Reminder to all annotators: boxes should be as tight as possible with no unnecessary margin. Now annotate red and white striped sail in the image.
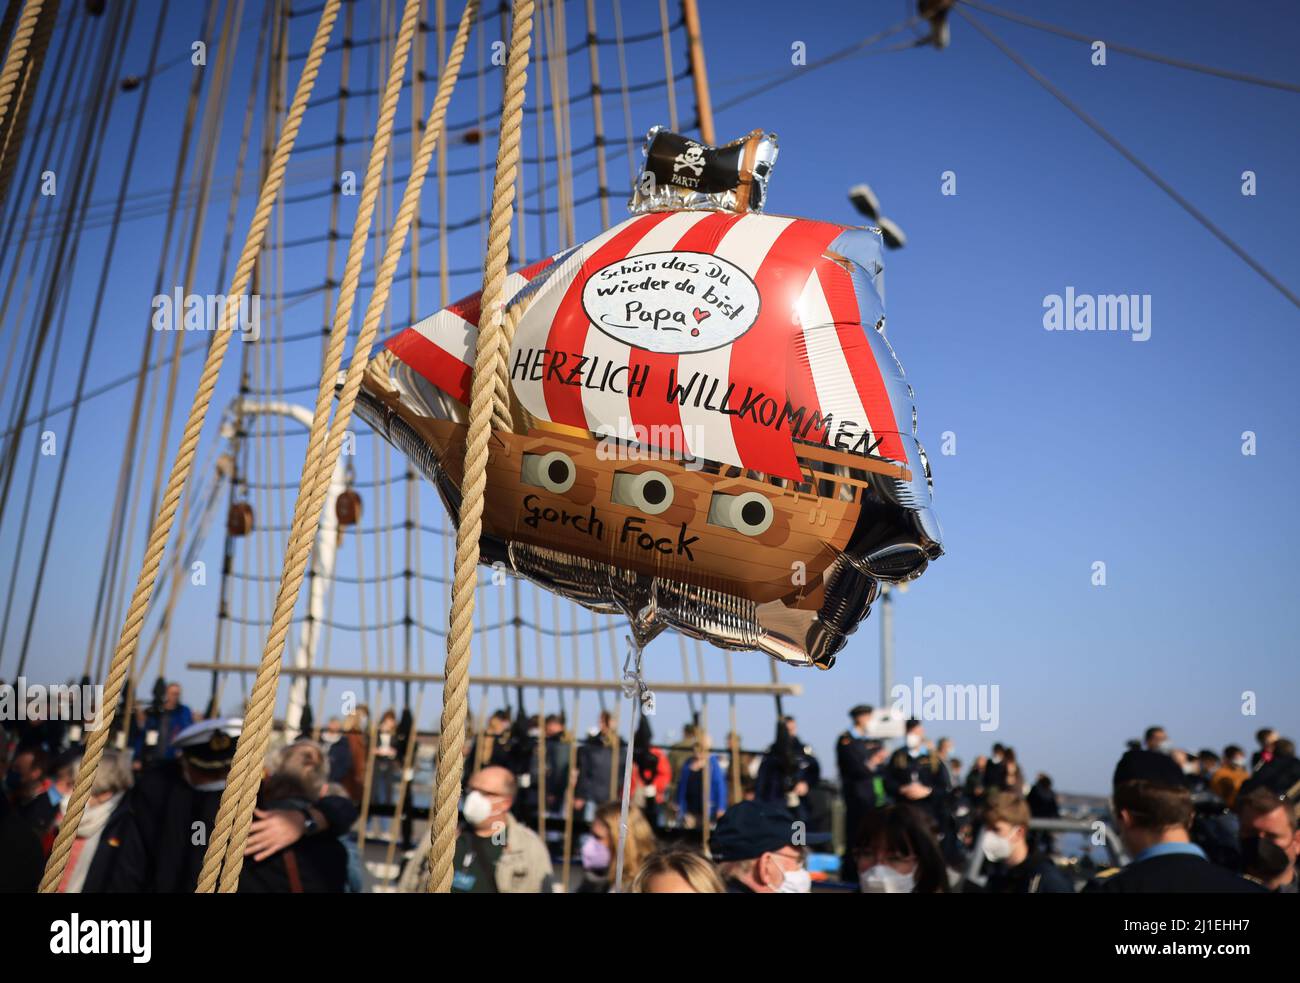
[384,211,910,483]
[384,255,557,405]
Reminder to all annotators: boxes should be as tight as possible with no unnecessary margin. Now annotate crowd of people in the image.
[2,679,1297,895]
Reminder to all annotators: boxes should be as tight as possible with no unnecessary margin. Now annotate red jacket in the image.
[630,747,672,804]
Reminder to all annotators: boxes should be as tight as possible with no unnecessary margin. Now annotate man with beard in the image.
[239,740,351,893]
[109,721,357,892]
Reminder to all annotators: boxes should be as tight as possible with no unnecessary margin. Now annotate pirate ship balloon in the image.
[353,128,943,669]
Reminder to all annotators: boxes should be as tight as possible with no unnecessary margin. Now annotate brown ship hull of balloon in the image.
[355,365,936,668]
[412,415,909,607]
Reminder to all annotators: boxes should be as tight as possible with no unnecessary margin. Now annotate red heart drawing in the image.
[692,307,711,324]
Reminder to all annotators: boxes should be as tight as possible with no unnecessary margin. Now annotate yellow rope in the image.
[195,0,423,893]
[0,0,44,145]
[37,0,342,895]
[199,0,480,894]
[428,0,535,893]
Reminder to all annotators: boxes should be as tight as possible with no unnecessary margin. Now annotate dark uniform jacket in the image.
[1085,847,1267,894]
[756,737,821,803]
[836,731,879,809]
[107,761,223,893]
[108,763,358,893]
[888,749,951,825]
[984,851,1074,894]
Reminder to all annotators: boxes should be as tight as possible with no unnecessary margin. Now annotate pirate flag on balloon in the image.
[352,127,942,669]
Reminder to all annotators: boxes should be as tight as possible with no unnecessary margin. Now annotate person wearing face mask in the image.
[1085,749,1264,893]
[853,803,949,893]
[575,801,657,892]
[1235,786,1299,892]
[978,792,1072,893]
[1209,745,1249,809]
[574,712,627,821]
[888,721,955,858]
[1143,725,1169,755]
[448,765,553,893]
[711,800,812,894]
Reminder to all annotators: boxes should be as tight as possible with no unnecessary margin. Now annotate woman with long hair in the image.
[371,709,399,838]
[853,804,950,894]
[575,801,657,892]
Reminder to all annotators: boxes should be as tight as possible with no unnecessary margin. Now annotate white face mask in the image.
[860,865,915,893]
[189,779,227,793]
[773,864,812,895]
[980,829,1015,863]
[462,790,493,826]
[905,732,922,750]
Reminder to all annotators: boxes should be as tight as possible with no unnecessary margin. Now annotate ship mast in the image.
[222,398,349,738]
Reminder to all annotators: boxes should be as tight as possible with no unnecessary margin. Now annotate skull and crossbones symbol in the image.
[672,142,705,177]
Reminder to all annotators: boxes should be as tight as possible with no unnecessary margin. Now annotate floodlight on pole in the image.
[848,183,881,221]
[849,183,907,250]
[877,216,907,250]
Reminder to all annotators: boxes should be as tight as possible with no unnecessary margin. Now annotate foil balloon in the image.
[353,128,942,669]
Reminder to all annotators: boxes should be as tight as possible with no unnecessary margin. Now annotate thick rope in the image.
[199,0,479,893]
[428,0,535,894]
[196,0,422,893]
[37,0,342,894]
[0,0,44,151]
[0,0,55,207]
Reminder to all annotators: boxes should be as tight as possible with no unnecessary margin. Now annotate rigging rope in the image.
[959,0,1300,94]
[429,0,533,894]
[197,0,426,893]
[0,0,55,207]
[39,0,344,894]
[0,0,45,168]
[4,1,130,677]
[955,6,1300,312]
[203,0,480,894]
[77,0,217,683]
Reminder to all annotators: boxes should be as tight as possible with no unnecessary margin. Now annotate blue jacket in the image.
[676,755,727,818]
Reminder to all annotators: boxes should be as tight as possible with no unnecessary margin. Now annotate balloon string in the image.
[614,632,652,892]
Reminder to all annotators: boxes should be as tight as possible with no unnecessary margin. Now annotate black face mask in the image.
[1241,835,1292,880]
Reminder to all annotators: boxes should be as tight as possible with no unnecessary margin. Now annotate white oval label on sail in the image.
[581,250,761,354]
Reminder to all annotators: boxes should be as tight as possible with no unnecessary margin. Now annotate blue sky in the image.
[1,0,1297,795]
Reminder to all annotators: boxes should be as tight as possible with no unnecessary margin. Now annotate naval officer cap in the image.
[174,717,243,771]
